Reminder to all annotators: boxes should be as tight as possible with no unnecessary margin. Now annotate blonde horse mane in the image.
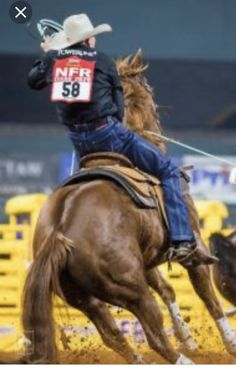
[116,49,166,152]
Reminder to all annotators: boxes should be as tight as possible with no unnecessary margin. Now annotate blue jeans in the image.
[68,118,193,242]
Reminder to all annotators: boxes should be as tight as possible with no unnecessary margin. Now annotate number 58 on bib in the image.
[51,57,95,103]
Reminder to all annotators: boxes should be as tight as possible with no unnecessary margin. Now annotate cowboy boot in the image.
[167,238,218,268]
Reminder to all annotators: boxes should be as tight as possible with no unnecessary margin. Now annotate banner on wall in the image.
[182,155,236,204]
[1,153,236,204]
[0,155,58,196]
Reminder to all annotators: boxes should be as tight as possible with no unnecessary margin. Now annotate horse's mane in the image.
[116,49,166,152]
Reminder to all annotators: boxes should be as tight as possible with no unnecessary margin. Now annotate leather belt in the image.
[69,118,109,133]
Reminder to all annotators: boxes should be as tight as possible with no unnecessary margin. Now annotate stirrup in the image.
[166,245,218,269]
[166,246,197,270]
[181,250,219,268]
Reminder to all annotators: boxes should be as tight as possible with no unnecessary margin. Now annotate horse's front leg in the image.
[186,264,236,356]
[147,268,197,351]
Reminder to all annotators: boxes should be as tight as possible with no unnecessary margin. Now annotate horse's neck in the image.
[140,111,166,153]
[138,94,163,134]
[143,116,162,134]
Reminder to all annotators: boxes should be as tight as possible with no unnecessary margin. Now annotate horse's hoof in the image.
[133,353,146,364]
[176,353,195,364]
[178,336,198,352]
[222,330,236,356]
[226,340,236,356]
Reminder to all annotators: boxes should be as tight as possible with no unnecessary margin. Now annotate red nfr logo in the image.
[51,57,96,103]
[55,67,92,82]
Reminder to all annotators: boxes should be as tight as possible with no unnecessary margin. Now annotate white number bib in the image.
[51,57,95,103]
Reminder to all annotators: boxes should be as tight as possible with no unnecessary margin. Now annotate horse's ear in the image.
[130,49,148,74]
[131,49,143,68]
[116,55,133,76]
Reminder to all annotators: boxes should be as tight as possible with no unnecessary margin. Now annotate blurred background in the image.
[0,0,236,223]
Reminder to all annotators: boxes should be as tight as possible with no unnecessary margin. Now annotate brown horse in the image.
[22,51,236,364]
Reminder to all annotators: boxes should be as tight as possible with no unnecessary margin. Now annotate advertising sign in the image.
[0,155,59,196]
[182,155,236,204]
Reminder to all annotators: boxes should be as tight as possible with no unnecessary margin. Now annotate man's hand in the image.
[40,36,51,53]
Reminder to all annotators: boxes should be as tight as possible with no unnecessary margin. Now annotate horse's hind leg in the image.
[123,281,193,364]
[186,265,236,356]
[101,257,193,364]
[59,273,141,364]
[147,268,197,351]
[79,297,144,364]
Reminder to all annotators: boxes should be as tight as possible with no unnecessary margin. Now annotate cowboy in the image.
[28,14,209,264]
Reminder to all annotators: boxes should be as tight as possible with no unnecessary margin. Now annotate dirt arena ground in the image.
[1,306,236,364]
[0,349,235,364]
[60,350,235,364]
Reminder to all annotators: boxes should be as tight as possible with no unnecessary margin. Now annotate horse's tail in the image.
[22,201,73,363]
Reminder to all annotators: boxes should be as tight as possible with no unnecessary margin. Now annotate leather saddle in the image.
[61,152,169,227]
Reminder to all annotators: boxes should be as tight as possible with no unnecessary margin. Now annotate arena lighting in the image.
[145,131,236,185]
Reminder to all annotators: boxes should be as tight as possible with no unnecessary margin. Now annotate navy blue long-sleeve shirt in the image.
[28,44,124,128]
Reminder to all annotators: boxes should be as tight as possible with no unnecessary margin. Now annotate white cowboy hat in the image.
[49,14,112,50]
